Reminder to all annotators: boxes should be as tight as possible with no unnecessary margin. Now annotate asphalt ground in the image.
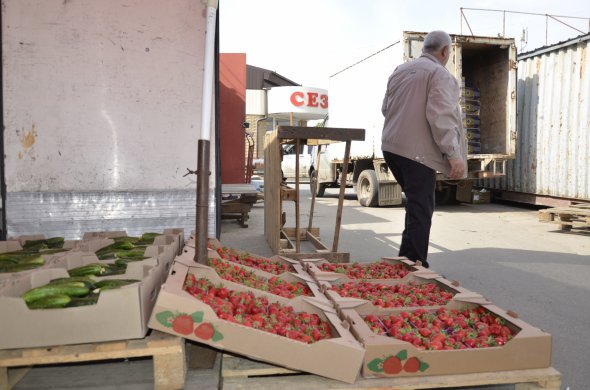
[218,187,589,390]
[14,187,589,389]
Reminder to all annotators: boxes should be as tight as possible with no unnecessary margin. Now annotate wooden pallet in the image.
[0,330,186,390]
[539,203,590,233]
[220,354,561,390]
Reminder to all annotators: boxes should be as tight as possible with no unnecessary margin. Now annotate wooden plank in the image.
[281,188,298,201]
[0,366,30,390]
[277,126,365,142]
[221,184,258,195]
[153,345,187,390]
[283,227,320,240]
[305,230,329,251]
[0,331,185,390]
[280,251,350,263]
[222,354,299,378]
[308,144,322,230]
[332,140,351,252]
[221,355,561,390]
[187,342,218,369]
[264,130,282,254]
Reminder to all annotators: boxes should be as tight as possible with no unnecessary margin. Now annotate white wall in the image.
[2,0,207,192]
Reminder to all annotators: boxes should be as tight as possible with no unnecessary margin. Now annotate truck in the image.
[311,31,517,206]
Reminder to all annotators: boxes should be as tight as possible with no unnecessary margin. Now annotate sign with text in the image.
[267,86,329,120]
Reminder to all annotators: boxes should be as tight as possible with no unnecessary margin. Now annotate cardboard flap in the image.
[0,240,24,253]
[453,293,491,305]
[302,296,337,313]
[277,255,300,265]
[82,231,127,240]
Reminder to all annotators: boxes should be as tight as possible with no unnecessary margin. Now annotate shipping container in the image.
[485,33,590,204]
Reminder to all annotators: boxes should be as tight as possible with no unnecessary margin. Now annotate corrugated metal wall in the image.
[486,35,590,201]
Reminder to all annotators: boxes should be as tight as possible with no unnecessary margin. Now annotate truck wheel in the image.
[357,170,378,207]
[309,170,326,197]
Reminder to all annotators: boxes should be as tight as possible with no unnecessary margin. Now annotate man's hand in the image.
[447,157,465,179]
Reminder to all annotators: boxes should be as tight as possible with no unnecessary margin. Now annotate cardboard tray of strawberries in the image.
[318,271,482,314]
[302,256,432,285]
[176,249,325,303]
[148,250,365,383]
[340,296,552,378]
[206,238,302,280]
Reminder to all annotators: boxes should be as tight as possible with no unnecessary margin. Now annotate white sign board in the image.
[267,86,328,121]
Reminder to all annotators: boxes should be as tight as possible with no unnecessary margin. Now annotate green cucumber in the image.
[100,264,125,276]
[39,248,68,254]
[0,254,44,265]
[137,232,160,244]
[115,250,146,259]
[22,282,89,303]
[68,263,109,277]
[113,236,139,244]
[112,241,136,250]
[27,294,72,309]
[0,256,19,264]
[45,237,65,248]
[94,279,140,290]
[22,239,48,251]
[0,262,41,273]
[50,276,97,285]
[114,258,145,267]
[67,294,100,307]
[96,250,116,260]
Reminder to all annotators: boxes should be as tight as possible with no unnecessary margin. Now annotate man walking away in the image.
[381,30,467,268]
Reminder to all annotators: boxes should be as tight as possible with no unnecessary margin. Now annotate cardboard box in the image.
[303,257,431,285]
[148,259,365,383]
[163,228,185,255]
[82,229,184,255]
[82,230,128,240]
[0,240,73,283]
[174,249,326,303]
[320,272,479,314]
[457,184,491,204]
[341,297,552,378]
[0,254,165,349]
[471,189,491,204]
[206,239,302,280]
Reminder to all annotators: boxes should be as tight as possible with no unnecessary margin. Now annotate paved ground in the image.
[13,188,590,389]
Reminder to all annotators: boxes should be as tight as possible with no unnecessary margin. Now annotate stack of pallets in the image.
[539,203,590,234]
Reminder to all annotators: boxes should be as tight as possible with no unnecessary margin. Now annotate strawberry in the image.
[382,356,403,374]
[194,323,215,340]
[403,356,421,373]
[171,315,194,335]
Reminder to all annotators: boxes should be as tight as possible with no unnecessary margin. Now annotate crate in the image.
[539,204,590,234]
[0,330,185,390]
[220,353,561,390]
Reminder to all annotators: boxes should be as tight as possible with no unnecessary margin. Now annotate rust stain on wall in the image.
[18,123,37,160]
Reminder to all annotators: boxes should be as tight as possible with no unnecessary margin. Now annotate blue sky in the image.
[220,0,590,89]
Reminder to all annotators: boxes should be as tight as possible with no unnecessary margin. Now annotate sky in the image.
[219,0,590,89]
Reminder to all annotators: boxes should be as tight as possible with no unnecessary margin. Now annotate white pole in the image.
[200,0,218,141]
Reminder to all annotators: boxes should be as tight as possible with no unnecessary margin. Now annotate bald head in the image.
[423,30,452,65]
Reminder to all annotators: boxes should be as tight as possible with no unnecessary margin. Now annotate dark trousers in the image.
[383,151,436,266]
